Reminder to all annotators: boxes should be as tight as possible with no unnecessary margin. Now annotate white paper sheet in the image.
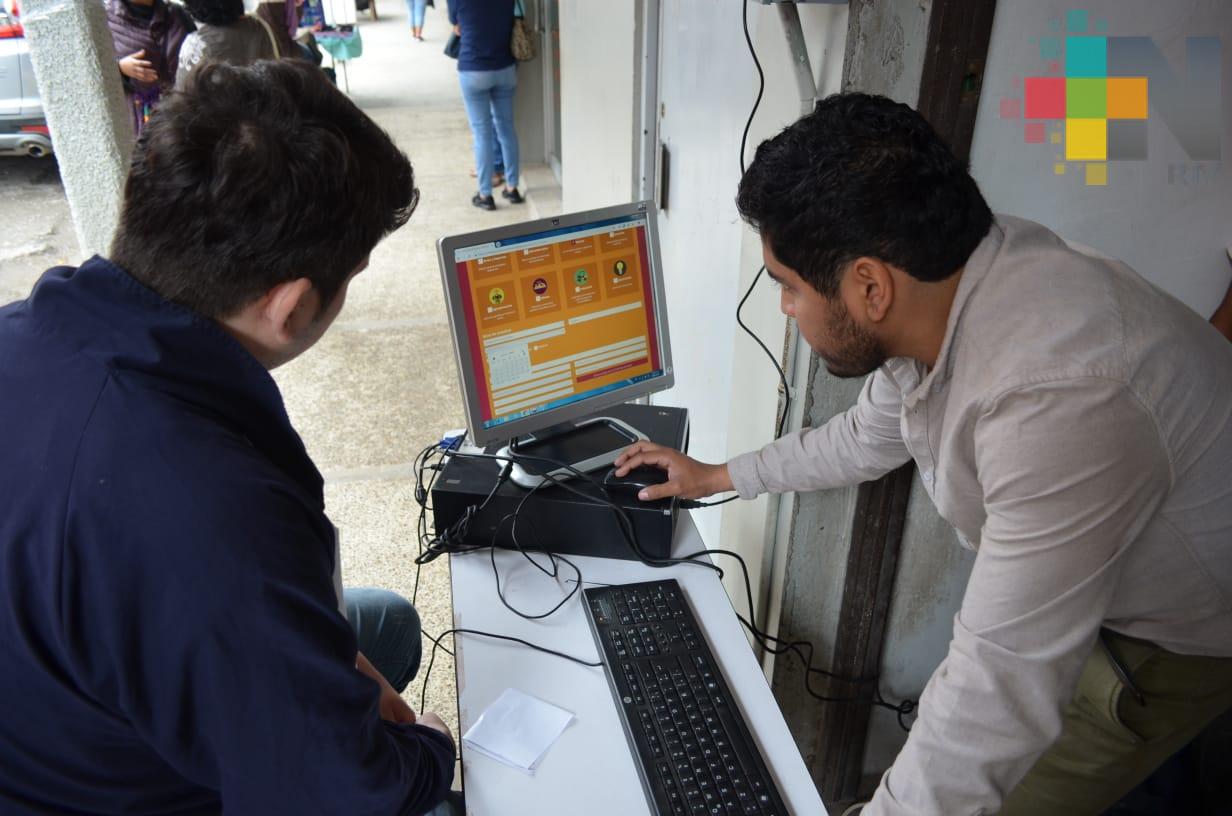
[462,688,575,775]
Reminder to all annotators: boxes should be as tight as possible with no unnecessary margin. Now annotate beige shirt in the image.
[728,216,1232,815]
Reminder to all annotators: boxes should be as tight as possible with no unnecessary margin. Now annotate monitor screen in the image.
[439,203,673,445]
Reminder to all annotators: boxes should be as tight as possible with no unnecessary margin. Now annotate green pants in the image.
[999,631,1232,815]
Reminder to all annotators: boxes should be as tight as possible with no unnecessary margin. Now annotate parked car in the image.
[0,1,52,158]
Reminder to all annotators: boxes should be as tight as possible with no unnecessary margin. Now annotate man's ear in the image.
[261,277,316,345]
[848,257,894,323]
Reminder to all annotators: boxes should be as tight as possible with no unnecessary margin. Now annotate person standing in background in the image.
[470,133,506,188]
[253,0,300,58]
[407,0,428,41]
[448,0,523,211]
[106,0,194,135]
[177,0,282,88]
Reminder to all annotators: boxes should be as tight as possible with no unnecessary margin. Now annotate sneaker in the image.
[501,188,525,204]
[472,193,496,211]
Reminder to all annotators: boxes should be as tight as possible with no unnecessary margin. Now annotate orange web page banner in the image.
[455,221,663,429]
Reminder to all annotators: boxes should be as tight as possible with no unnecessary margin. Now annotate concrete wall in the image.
[758,0,973,779]
[557,2,636,210]
[859,0,1232,779]
[969,0,1232,315]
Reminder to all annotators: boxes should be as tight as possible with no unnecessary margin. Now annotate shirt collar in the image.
[901,220,1006,406]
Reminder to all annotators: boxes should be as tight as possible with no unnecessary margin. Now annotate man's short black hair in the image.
[183,0,244,25]
[111,60,416,319]
[736,92,992,297]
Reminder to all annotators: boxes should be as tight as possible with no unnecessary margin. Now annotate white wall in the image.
[723,5,849,620]
[969,0,1232,314]
[558,2,636,211]
[554,2,851,622]
[653,2,849,616]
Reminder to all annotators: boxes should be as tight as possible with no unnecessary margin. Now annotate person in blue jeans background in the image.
[472,131,506,188]
[448,0,523,210]
[406,0,427,41]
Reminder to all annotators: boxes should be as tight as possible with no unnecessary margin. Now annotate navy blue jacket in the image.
[448,0,515,71]
[0,258,454,815]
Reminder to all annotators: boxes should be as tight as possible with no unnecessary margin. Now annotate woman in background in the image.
[407,0,428,41]
[106,0,194,135]
[447,0,523,211]
[177,0,281,89]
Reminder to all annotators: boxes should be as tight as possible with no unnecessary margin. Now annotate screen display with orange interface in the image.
[453,214,665,431]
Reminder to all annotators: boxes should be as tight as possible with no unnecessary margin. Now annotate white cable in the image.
[839,802,869,816]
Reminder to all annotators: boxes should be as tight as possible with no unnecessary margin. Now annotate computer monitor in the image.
[437,200,674,487]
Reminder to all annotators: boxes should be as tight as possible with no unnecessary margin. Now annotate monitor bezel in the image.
[436,200,675,448]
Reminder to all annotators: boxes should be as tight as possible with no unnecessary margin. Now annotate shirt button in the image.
[921,470,934,483]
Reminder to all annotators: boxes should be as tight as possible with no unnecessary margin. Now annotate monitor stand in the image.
[499,415,647,489]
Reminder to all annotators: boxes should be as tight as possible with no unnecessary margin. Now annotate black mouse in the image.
[602,465,669,494]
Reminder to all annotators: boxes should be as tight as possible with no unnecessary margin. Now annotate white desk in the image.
[449,512,825,815]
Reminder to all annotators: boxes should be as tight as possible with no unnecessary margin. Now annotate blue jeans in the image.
[459,65,520,196]
[345,587,422,692]
[405,0,426,28]
[346,588,462,815]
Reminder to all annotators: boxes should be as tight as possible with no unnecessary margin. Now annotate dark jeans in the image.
[345,587,423,692]
[344,588,462,816]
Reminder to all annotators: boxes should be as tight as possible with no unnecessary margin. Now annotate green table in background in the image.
[315,28,363,93]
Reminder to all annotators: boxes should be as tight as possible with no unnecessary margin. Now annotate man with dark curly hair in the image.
[616,93,1232,815]
[0,61,459,816]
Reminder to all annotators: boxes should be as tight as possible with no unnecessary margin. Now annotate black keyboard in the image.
[584,579,790,816]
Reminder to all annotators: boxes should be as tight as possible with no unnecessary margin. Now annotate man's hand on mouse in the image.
[613,442,734,501]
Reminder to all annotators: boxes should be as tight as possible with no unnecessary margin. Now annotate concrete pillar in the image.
[23,0,132,259]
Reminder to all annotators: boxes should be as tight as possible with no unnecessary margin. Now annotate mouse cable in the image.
[680,495,739,508]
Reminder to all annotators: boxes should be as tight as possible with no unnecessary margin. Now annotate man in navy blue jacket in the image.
[0,60,456,815]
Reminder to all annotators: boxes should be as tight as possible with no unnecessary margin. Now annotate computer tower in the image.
[431,404,689,561]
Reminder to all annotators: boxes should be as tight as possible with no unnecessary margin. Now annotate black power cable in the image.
[412,443,916,730]
[736,0,791,442]
[419,627,603,715]
[734,0,915,731]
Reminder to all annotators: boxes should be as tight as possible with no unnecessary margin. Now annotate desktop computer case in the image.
[431,404,689,562]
